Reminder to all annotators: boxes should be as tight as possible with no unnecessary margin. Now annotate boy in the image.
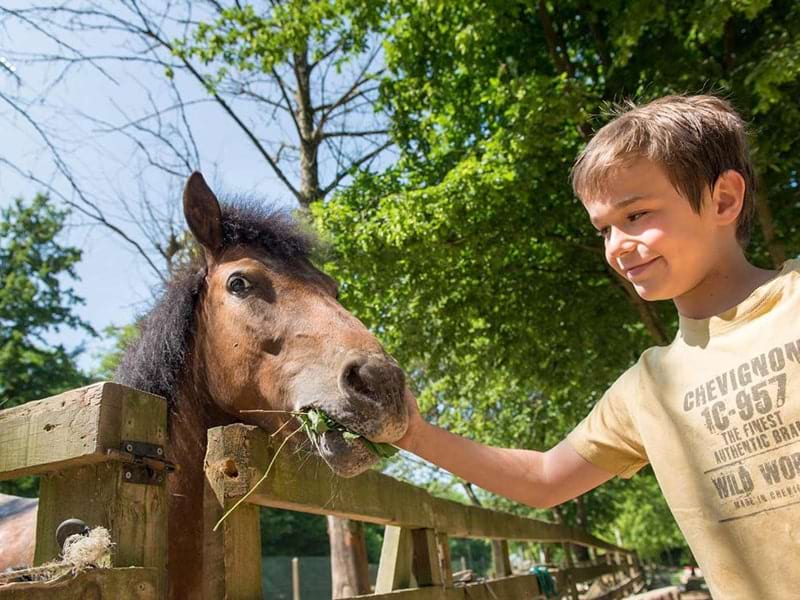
[396,95,799,599]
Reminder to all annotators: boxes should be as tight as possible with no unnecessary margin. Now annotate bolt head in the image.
[56,518,89,549]
[125,471,132,480]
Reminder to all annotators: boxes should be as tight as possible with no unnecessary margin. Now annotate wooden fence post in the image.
[375,526,414,592]
[410,528,443,586]
[203,426,263,600]
[31,384,168,596]
[491,539,512,578]
[561,542,579,600]
[292,557,301,600]
[436,532,453,587]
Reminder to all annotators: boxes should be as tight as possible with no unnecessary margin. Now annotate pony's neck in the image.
[165,380,234,599]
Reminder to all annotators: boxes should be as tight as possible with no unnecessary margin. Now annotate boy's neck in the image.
[673,250,779,320]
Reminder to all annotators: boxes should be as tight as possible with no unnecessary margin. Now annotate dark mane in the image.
[114,198,314,403]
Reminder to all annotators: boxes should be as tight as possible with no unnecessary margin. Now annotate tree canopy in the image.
[313,0,800,558]
[0,195,91,496]
[0,195,91,408]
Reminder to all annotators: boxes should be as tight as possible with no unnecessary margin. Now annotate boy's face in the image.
[582,159,725,302]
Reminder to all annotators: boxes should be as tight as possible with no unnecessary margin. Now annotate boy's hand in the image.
[397,387,425,451]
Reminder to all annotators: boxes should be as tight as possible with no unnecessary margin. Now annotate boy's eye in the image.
[628,211,648,222]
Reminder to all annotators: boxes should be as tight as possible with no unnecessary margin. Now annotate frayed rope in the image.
[0,526,113,586]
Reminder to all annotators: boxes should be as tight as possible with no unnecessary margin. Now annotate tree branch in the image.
[536,0,574,77]
[320,139,392,197]
[0,90,166,281]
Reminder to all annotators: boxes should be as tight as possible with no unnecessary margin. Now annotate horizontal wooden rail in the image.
[206,424,627,553]
[0,567,160,600]
[565,561,622,585]
[0,382,166,481]
[591,572,645,600]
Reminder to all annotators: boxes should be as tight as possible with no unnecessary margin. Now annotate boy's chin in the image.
[632,282,672,302]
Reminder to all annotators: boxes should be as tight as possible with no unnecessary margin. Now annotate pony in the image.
[0,173,408,598]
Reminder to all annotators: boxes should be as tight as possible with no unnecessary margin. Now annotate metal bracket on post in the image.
[108,440,177,486]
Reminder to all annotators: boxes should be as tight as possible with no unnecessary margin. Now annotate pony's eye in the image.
[227,275,252,296]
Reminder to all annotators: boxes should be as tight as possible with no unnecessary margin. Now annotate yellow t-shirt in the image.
[567,258,800,600]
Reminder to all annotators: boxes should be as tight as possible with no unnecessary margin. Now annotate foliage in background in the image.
[0,195,91,406]
[314,0,800,560]
[172,0,394,208]
[0,195,91,496]
[260,509,383,562]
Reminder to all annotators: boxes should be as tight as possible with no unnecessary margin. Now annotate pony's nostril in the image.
[345,363,373,397]
[341,357,405,405]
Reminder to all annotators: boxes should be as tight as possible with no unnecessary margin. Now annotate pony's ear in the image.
[183,172,223,259]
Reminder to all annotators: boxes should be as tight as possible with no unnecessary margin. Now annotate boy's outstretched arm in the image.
[395,389,614,508]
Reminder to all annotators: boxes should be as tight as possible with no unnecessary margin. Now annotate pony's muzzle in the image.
[338,354,407,442]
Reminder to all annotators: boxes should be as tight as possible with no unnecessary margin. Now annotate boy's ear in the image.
[183,172,223,261]
[710,169,746,227]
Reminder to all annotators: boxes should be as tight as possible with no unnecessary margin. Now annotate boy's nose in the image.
[605,228,636,261]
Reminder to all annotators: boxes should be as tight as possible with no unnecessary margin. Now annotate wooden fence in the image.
[0,383,644,599]
[0,382,168,599]
[205,424,643,600]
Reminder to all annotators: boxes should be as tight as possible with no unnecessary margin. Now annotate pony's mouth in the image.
[314,429,379,478]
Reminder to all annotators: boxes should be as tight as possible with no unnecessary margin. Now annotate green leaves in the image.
[0,195,91,408]
[311,0,800,561]
[302,408,399,458]
[175,1,388,77]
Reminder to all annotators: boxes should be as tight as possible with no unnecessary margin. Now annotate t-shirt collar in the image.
[678,258,797,341]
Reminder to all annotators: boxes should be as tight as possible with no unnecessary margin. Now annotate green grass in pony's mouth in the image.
[302,408,400,459]
[214,407,400,530]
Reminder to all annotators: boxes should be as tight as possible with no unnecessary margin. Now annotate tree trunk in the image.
[293,46,321,208]
[328,516,371,598]
[572,496,590,563]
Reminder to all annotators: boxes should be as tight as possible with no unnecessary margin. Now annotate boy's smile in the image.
[581,158,772,318]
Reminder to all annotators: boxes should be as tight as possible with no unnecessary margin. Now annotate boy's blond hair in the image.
[571,95,757,245]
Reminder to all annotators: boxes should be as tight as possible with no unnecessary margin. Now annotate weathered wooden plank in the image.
[591,573,645,600]
[0,383,112,480]
[32,384,168,597]
[0,382,166,480]
[435,532,453,587]
[349,587,457,600]
[491,539,511,577]
[562,562,619,585]
[347,574,543,600]
[203,426,264,600]
[0,567,160,600]
[375,526,414,593]
[411,528,442,587]
[207,425,621,552]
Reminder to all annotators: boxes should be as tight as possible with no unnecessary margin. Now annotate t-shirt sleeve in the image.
[566,364,649,479]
